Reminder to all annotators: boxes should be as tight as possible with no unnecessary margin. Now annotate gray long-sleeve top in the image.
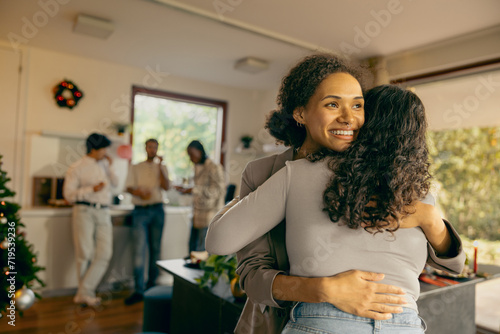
[206,159,465,312]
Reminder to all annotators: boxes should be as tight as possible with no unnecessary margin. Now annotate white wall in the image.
[0,47,22,195]
[0,40,277,206]
[372,25,500,131]
[385,25,500,81]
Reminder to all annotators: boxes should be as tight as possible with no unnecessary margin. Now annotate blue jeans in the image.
[189,226,208,252]
[283,302,426,334]
[131,204,165,294]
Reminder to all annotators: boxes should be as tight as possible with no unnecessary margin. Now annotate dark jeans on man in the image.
[131,203,165,294]
[189,226,208,252]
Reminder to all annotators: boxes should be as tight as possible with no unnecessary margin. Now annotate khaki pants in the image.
[72,205,113,298]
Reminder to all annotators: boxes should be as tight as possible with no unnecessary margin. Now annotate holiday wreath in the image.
[53,80,84,109]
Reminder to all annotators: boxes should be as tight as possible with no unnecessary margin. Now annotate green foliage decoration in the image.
[195,254,237,289]
[0,155,45,317]
[428,126,500,240]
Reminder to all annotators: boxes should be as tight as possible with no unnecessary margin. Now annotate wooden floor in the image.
[1,287,495,333]
[0,290,144,334]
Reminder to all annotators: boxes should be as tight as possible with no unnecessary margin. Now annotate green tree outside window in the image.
[132,94,221,182]
[428,126,500,241]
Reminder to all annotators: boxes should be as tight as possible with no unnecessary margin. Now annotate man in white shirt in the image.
[124,138,169,305]
[63,133,118,307]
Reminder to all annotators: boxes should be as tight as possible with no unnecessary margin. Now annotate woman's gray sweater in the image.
[207,159,448,311]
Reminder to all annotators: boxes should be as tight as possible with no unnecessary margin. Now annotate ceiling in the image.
[1,0,500,90]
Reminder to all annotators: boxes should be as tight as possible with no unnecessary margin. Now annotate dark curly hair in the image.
[187,140,208,164]
[265,53,371,148]
[86,133,111,154]
[322,85,431,233]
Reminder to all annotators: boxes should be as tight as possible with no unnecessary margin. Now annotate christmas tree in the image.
[0,155,44,320]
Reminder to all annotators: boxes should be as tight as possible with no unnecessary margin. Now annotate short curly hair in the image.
[265,53,371,148]
[322,85,431,233]
[86,133,111,154]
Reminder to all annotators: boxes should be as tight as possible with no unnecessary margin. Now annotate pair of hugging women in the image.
[206,54,465,334]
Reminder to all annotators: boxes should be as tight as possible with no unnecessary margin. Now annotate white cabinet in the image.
[21,209,78,292]
[21,206,192,293]
[158,206,192,285]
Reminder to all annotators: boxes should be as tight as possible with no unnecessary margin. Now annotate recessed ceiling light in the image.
[234,57,269,74]
[73,14,114,39]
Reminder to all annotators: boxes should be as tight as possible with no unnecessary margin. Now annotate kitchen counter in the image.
[21,204,193,292]
[21,204,192,217]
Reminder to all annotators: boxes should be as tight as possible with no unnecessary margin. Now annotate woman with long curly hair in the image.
[321,85,432,233]
[206,84,464,333]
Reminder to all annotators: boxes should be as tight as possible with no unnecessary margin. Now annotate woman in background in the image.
[176,140,225,252]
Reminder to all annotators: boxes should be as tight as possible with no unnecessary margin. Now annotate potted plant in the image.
[111,122,130,136]
[195,254,246,300]
[240,135,253,149]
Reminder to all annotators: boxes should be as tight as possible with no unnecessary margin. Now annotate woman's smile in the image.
[329,129,355,140]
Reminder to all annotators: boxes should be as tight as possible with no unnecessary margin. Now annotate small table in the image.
[158,259,498,334]
[418,275,484,334]
[476,264,500,333]
[157,259,245,334]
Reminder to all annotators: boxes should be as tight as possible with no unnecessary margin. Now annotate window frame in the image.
[130,86,228,166]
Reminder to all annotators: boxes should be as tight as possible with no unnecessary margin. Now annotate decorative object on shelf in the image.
[0,155,45,316]
[14,286,35,311]
[195,254,237,289]
[53,80,84,109]
[111,122,130,136]
[240,135,253,149]
[117,144,133,160]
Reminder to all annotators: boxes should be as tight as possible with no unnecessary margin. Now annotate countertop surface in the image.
[21,204,192,217]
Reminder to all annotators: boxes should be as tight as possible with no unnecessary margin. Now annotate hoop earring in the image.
[296,121,303,127]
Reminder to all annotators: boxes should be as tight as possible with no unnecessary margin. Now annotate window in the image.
[131,86,227,182]
[406,67,500,242]
[427,126,500,240]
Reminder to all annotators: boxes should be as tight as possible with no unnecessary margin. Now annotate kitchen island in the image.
[158,259,498,334]
[21,205,192,295]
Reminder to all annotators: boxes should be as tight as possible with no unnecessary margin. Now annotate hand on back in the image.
[319,270,407,320]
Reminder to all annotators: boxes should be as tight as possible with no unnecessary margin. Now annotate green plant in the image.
[111,122,130,134]
[240,135,253,148]
[428,126,500,241]
[0,155,45,316]
[195,254,237,289]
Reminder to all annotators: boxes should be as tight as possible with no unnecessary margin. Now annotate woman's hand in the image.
[273,270,407,320]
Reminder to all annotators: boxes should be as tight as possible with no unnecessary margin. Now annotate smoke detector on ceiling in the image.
[234,57,269,74]
[73,14,115,39]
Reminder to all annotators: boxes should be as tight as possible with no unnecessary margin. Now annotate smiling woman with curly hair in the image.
[266,53,370,150]
[322,85,432,233]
